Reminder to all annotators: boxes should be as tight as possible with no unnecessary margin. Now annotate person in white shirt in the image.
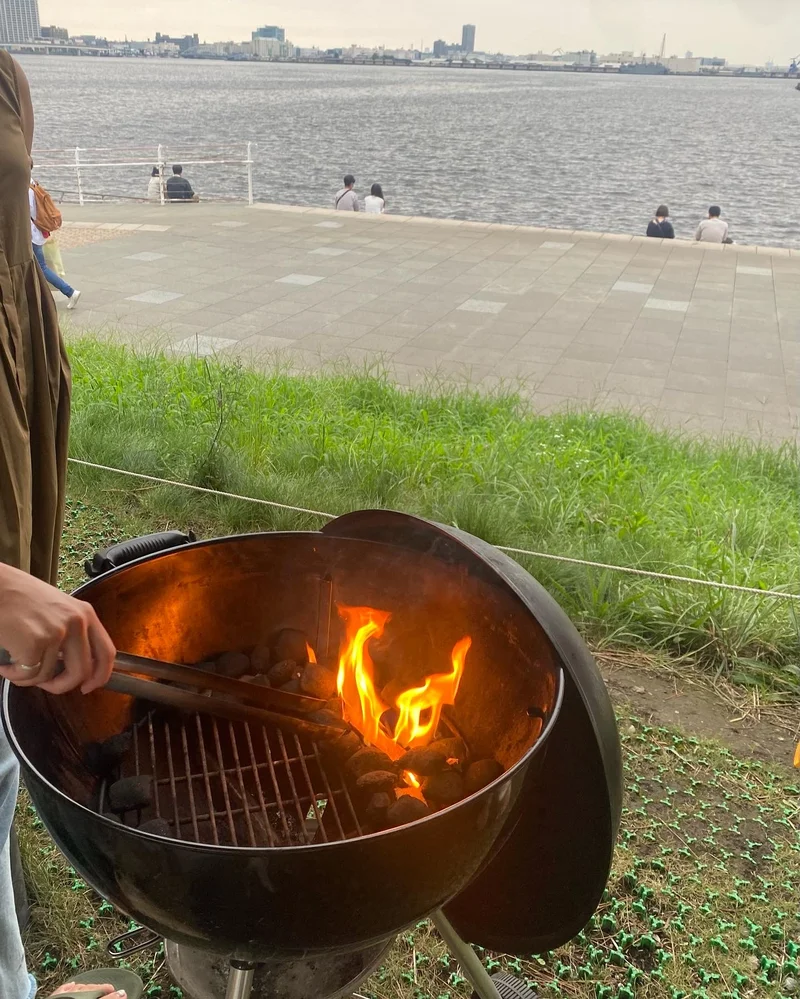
[364,183,386,214]
[333,175,360,211]
[695,205,730,244]
[147,166,162,202]
[29,186,81,308]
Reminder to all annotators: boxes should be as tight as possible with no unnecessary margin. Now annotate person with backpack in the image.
[29,180,81,308]
[333,175,360,211]
[646,205,675,239]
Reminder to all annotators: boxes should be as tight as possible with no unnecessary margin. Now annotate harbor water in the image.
[20,56,800,247]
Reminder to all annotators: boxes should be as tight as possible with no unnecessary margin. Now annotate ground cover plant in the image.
[66,338,800,687]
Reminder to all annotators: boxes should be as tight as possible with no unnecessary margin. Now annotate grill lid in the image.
[323,510,622,955]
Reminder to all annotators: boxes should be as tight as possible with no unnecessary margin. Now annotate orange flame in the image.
[336,605,470,762]
[306,642,317,664]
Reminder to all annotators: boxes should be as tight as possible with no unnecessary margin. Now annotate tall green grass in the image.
[67,338,800,686]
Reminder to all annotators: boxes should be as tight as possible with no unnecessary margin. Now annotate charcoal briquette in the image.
[139,818,171,838]
[356,770,401,792]
[324,698,343,718]
[386,796,431,828]
[422,769,465,807]
[84,730,132,776]
[272,629,310,664]
[306,710,349,731]
[366,791,394,826]
[327,730,363,762]
[463,759,504,796]
[346,747,397,779]
[268,659,298,687]
[396,747,449,776]
[215,651,251,679]
[245,674,271,687]
[108,775,153,813]
[249,643,271,675]
[279,677,302,695]
[300,664,337,700]
[428,737,467,764]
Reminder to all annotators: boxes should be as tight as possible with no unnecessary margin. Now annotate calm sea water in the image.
[19,56,800,246]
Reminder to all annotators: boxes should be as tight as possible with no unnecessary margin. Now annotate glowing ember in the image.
[336,604,470,762]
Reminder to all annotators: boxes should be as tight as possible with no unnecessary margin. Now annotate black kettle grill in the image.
[2,511,622,999]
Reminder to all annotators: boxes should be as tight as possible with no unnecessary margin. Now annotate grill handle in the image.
[107,925,162,958]
[85,531,196,578]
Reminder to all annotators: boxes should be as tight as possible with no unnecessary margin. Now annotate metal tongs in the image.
[107,652,343,740]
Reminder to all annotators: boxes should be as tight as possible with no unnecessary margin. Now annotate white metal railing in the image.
[30,143,256,206]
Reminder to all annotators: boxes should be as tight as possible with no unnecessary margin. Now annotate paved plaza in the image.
[57,201,800,440]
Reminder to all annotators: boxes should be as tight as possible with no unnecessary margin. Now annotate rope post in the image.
[246,142,254,206]
[157,144,165,206]
[74,147,84,206]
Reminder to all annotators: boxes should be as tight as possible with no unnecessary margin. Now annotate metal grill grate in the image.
[104,711,364,847]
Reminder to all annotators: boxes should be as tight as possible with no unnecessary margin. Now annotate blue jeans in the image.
[32,243,74,300]
[0,727,32,999]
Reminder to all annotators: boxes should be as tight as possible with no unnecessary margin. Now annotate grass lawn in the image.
[12,493,799,999]
[65,338,800,688]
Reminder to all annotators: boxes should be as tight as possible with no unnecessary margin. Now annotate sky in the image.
[40,0,798,65]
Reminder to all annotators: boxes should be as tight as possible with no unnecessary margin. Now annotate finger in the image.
[39,614,91,695]
[82,607,116,694]
[0,638,60,687]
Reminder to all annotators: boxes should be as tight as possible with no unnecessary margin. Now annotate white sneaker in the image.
[67,289,81,310]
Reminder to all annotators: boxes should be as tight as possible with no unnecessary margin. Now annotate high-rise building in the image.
[0,0,40,43]
[252,24,285,43]
[461,24,475,53]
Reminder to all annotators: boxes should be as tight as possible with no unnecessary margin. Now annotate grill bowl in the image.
[3,528,564,960]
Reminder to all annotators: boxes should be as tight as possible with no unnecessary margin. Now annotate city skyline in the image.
[27,0,798,64]
[1,0,39,44]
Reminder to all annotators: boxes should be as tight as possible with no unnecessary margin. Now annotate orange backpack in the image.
[31,181,62,233]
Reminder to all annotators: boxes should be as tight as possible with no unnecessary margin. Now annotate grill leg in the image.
[225,961,256,999]
[431,910,503,999]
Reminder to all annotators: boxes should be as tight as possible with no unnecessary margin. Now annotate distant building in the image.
[155,31,199,52]
[665,55,701,73]
[433,38,449,58]
[39,23,68,40]
[461,23,475,53]
[252,24,285,43]
[0,0,40,43]
[252,34,292,58]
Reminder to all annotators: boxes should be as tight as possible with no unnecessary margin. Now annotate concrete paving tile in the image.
[613,281,654,294]
[604,372,666,397]
[551,358,613,380]
[665,371,726,395]
[276,273,325,286]
[457,299,508,315]
[537,373,606,399]
[126,251,168,262]
[645,298,690,313]
[170,334,238,356]
[611,356,672,378]
[724,386,788,412]
[126,290,184,305]
[660,389,725,418]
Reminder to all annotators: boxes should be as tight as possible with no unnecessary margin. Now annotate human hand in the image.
[0,563,115,694]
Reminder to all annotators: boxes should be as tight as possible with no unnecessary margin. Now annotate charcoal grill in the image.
[2,510,622,999]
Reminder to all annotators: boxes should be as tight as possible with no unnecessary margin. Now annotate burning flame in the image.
[336,605,470,762]
[306,642,317,664]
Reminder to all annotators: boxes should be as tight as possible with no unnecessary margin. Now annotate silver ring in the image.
[15,662,42,675]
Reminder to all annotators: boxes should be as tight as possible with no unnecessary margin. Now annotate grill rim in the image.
[2,669,564,852]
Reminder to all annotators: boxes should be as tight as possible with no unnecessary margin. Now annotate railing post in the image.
[74,146,84,206]
[246,142,254,206]
[157,143,165,206]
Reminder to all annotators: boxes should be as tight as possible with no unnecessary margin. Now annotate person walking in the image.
[1,49,135,999]
[147,166,162,202]
[646,205,675,239]
[695,206,729,243]
[30,184,81,308]
[364,183,386,214]
[334,174,360,211]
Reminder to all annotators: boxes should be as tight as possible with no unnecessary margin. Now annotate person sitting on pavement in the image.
[334,175,360,211]
[364,183,386,214]
[646,205,675,239]
[147,166,162,202]
[165,164,199,202]
[695,205,729,243]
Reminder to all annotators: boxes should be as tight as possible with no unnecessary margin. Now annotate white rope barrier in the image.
[67,458,800,603]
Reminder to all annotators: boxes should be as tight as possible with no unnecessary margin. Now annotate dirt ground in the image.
[597,649,799,769]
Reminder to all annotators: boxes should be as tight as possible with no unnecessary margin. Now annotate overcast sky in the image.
[41,0,796,64]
